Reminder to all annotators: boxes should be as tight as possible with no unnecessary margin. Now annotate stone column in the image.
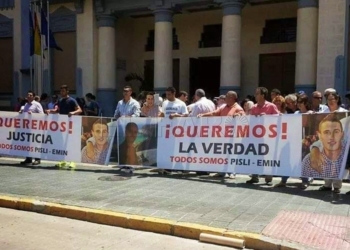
[295,0,318,95]
[97,15,116,117]
[219,0,245,96]
[14,0,31,99]
[76,0,97,98]
[153,8,173,93]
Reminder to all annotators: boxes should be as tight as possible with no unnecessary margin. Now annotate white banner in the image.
[0,112,81,161]
[0,112,117,165]
[157,115,303,176]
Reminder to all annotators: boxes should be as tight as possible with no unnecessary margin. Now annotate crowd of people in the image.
[13,84,350,194]
[114,85,350,195]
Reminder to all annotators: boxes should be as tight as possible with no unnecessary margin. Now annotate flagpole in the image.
[33,1,37,94]
[29,2,33,91]
[40,0,44,95]
[47,0,51,95]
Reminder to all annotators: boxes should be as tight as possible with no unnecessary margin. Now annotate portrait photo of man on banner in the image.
[301,113,350,179]
[117,118,158,167]
[81,117,116,165]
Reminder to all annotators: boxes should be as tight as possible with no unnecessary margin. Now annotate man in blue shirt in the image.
[46,85,82,168]
[114,86,140,119]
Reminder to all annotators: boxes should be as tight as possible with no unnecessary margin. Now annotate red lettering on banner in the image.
[212,126,221,137]
[200,126,209,137]
[14,119,20,128]
[0,117,73,133]
[32,119,37,129]
[224,126,234,137]
[252,125,266,138]
[237,125,249,137]
[23,119,29,129]
[39,121,48,130]
[281,123,287,139]
[165,123,288,139]
[269,124,278,138]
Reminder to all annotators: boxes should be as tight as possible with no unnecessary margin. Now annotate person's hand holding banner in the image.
[310,147,324,173]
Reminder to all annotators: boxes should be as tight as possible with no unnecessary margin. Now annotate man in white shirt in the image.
[161,87,188,119]
[189,89,215,117]
[19,91,44,165]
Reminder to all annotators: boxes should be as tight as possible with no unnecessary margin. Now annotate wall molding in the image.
[51,6,76,32]
[0,13,12,38]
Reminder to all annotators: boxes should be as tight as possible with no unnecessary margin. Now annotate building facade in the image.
[0,0,349,116]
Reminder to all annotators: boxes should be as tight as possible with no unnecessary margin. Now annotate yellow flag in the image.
[34,12,41,55]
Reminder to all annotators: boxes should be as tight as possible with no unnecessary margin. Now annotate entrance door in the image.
[189,57,220,99]
[144,59,180,92]
[259,53,296,96]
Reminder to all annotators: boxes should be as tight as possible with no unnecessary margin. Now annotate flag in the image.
[34,12,41,55]
[29,10,34,56]
[41,9,63,51]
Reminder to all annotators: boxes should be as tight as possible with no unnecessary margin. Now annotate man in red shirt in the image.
[198,91,243,178]
[246,87,279,185]
[198,91,244,117]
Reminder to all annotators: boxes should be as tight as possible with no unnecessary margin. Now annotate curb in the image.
[0,195,304,250]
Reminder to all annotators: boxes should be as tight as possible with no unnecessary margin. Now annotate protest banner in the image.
[0,112,117,165]
[117,113,350,179]
[117,118,159,167]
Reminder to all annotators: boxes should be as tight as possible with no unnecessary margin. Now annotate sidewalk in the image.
[0,157,349,250]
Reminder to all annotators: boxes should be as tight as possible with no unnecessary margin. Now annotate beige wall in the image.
[0,9,14,97]
[317,0,346,92]
[115,1,297,97]
[115,17,134,99]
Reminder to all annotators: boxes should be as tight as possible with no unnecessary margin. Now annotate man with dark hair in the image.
[270,88,281,101]
[302,114,346,190]
[160,87,188,119]
[119,122,139,165]
[114,85,140,118]
[246,87,279,185]
[82,119,109,165]
[48,95,58,110]
[46,85,82,169]
[178,91,188,103]
[46,85,82,116]
[311,91,327,112]
[40,93,49,110]
[19,90,44,165]
[85,93,99,116]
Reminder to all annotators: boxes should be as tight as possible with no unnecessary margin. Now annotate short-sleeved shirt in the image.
[141,105,161,117]
[21,100,44,114]
[86,101,99,116]
[189,97,216,117]
[213,103,244,116]
[114,98,141,118]
[162,98,188,118]
[250,101,279,115]
[81,145,108,165]
[58,97,79,115]
[301,145,345,179]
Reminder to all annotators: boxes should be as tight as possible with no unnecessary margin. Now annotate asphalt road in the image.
[0,208,241,250]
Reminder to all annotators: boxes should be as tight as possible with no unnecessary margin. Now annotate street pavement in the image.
[0,158,350,249]
[0,207,239,250]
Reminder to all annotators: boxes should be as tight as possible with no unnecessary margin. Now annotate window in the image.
[260,18,297,44]
[199,24,222,48]
[145,28,179,51]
